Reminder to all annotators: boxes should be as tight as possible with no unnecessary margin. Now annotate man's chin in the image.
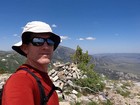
[38,58,51,64]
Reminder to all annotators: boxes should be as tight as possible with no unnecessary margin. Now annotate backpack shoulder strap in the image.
[0,85,4,105]
[17,67,64,105]
[43,84,55,103]
[17,67,46,105]
[44,84,64,102]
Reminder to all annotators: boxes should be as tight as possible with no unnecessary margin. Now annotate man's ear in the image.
[20,44,28,55]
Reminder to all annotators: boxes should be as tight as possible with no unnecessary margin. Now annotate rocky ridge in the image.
[95,68,140,81]
[0,62,140,105]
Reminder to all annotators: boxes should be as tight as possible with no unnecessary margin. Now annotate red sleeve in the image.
[2,72,38,105]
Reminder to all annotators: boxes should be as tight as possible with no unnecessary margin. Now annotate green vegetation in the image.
[101,99,113,105]
[121,81,133,88]
[72,100,113,105]
[74,101,98,105]
[0,68,7,74]
[72,45,105,94]
[0,52,26,73]
[116,87,130,97]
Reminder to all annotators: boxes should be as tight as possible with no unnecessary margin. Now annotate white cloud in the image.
[13,34,20,37]
[78,38,84,40]
[13,34,18,36]
[85,37,96,40]
[60,36,70,42]
[60,36,70,40]
[78,37,96,41]
[52,24,57,28]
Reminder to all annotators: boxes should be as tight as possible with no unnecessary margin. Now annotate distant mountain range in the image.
[0,46,140,80]
[93,53,140,75]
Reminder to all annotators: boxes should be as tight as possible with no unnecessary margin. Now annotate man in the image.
[2,21,61,105]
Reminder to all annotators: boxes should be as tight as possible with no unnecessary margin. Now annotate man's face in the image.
[24,33,54,65]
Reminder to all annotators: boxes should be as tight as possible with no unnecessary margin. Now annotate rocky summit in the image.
[0,62,140,105]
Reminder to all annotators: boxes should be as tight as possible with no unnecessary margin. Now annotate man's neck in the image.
[25,60,48,73]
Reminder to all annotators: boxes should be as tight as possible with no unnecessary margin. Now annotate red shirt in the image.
[2,64,59,105]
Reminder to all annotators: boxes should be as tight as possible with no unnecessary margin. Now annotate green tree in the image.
[72,45,91,66]
[71,45,105,94]
[72,45,83,64]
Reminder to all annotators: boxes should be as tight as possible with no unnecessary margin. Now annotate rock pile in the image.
[48,62,83,89]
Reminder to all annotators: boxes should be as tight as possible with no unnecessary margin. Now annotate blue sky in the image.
[0,0,140,54]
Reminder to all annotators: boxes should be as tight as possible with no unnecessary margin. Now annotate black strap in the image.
[54,86,65,99]
[17,67,64,105]
[0,85,4,105]
[17,68,45,105]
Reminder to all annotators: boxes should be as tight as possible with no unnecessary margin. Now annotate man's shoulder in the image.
[5,69,37,88]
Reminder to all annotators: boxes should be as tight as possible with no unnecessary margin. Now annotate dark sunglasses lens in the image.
[31,38,55,46]
[47,39,55,46]
[32,38,44,46]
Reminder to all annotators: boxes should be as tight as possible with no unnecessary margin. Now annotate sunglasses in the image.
[30,37,55,46]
